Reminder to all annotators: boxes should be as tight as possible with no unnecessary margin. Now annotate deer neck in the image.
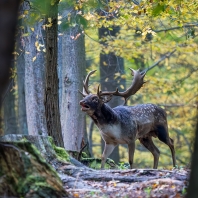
[91,103,118,126]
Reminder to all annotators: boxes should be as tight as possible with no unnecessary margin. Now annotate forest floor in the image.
[0,135,189,198]
[56,163,189,198]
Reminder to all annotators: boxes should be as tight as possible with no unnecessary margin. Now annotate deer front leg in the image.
[128,141,135,169]
[101,143,116,169]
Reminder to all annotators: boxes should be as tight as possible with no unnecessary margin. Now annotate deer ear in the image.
[102,95,113,103]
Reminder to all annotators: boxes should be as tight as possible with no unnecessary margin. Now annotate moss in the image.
[0,142,68,197]
[18,175,52,195]
[48,137,70,162]
[81,152,88,158]
[81,157,117,169]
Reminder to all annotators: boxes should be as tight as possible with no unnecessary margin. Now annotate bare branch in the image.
[143,49,177,73]
[155,23,198,33]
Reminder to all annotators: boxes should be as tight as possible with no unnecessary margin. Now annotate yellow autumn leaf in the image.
[25,51,30,54]
[22,33,29,37]
[37,47,41,51]
[45,23,53,28]
[103,61,107,66]
[58,15,62,20]
[35,41,39,47]
[31,27,34,31]
[12,51,19,55]
[114,72,120,77]
[120,85,124,89]
[48,18,52,23]
[32,56,36,62]
[24,10,28,15]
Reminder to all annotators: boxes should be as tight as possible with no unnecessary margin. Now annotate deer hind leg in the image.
[156,125,176,167]
[128,141,135,169]
[101,143,116,169]
[139,136,160,169]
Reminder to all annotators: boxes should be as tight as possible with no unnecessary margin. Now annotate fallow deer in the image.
[79,69,176,169]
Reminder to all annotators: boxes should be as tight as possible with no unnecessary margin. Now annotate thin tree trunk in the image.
[0,0,20,100]
[3,85,18,135]
[99,26,126,164]
[45,1,64,147]
[186,120,198,198]
[61,25,86,153]
[58,34,63,110]
[24,22,48,136]
[16,9,28,134]
[0,0,20,135]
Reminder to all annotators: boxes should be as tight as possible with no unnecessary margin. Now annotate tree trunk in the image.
[58,33,62,110]
[186,120,198,198]
[45,1,64,147]
[61,25,86,153]
[0,138,68,197]
[99,26,126,164]
[24,22,48,136]
[16,10,28,134]
[2,86,18,135]
[0,0,20,100]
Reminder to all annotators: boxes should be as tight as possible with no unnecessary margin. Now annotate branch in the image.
[172,128,193,154]
[143,49,177,74]
[62,166,188,183]
[155,23,198,33]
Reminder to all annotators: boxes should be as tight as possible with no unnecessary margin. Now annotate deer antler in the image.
[98,68,146,103]
[79,70,97,97]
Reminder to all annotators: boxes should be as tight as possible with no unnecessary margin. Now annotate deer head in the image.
[79,68,146,115]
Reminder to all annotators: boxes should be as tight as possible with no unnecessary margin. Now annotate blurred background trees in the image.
[0,0,197,169]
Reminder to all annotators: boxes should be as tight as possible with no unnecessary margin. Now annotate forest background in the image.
[1,0,197,170]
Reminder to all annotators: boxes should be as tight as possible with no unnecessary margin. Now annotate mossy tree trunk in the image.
[0,140,68,197]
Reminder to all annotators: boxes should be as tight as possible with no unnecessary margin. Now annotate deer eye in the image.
[92,97,98,102]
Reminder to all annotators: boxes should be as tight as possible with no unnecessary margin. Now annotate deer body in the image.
[79,69,176,169]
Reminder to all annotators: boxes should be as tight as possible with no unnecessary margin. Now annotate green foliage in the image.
[81,157,117,169]
[144,186,152,197]
[118,162,130,170]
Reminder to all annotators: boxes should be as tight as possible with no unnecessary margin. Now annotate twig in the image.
[142,49,177,74]
[172,128,193,154]
[155,23,198,33]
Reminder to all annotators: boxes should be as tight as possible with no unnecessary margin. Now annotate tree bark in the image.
[186,120,198,198]
[61,25,86,152]
[45,1,64,147]
[99,26,126,164]
[3,86,18,134]
[0,140,68,197]
[24,22,48,136]
[0,0,20,100]
[16,7,28,134]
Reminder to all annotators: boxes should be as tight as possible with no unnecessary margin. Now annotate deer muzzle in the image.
[79,100,90,111]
